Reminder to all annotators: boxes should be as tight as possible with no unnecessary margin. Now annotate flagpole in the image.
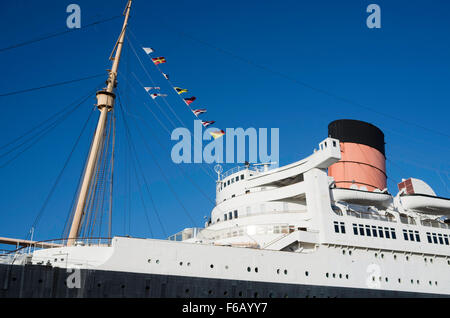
[67,0,132,246]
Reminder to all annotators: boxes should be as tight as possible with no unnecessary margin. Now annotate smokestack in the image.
[328,119,386,191]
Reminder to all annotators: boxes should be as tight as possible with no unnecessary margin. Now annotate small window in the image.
[334,222,339,233]
[234,210,238,218]
[353,224,358,235]
[438,234,444,245]
[231,178,234,184]
[236,176,239,182]
[224,182,227,188]
[229,212,233,220]
[384,227,390,239]
[224,214,227,221]
[432,234,438,244]
[444,235,449,245]
[359,224,365,236]
[378,227,384,238]
[391,228,396,239]
[415,231,420,242]
[241,174,244,180]
[227,180,230,186]
[365,225,371,237]
[409,230,414,241]
[372,226,378,237]
[427,233,432,243]
[333,140,337,147]
[340,222,345,234]
[245,190,250,194]
[403,230,408,241]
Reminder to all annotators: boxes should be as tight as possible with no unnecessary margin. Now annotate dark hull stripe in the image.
[0,264,446,298]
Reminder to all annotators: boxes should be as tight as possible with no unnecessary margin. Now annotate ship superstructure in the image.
[0,0,449,298]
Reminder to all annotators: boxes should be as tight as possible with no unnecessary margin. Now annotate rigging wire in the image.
[26,103,97,239]
[0,16,121,53]
[117,92,198,228]
[145,25,450,140]
[0,86,101,169]
[0,73,106,98]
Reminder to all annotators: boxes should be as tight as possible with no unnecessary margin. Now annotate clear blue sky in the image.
[0,0,449,247]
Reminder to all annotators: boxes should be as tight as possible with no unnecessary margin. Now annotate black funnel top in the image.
[328,119,385,156]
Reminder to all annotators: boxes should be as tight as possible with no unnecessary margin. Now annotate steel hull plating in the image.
[0,264,444,298]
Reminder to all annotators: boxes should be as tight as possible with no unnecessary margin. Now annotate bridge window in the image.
[234,210,238,219]
[415,231,420,242]
[241,174,244,180]
[372,226,378,237]
[378,227,384,238]
[391,228,397,239]
[427,233,432,243]
[340,222,345,233]
[353,224,358,235]
[384,227,391,239]
[229,212,233,220]
[236,176,239,182]
[365,225,371,236]
[403,230,408,241]
[359,224,365,236]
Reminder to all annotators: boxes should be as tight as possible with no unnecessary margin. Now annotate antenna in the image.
[214,164,223,181]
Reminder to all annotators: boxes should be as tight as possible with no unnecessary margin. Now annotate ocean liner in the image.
[1,0,450,298]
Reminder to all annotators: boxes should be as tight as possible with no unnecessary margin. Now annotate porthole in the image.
[406,256,409,261]
[185,289,190,294]
[417,280,420,284]
[424,258,427,263]
[345,274,349,279]
[210,264,214,269]
[276,269,280,274]
[238,291,243,297]
[305,271,309,276]
[435,281,438,286]
[381,254,384,259]
[225,265,228,269]
[208,290,213,295]
[349,251,352,256]
[224,291,228,296]
[375,253,378,258]
[339,274,342,279]
[342,250,346,255]
[255,267,258,273]
[398,278,401,283]
[247,267,251,272]
[430,259,433,263]
[411,279,414,284]
[187,262,191,266]
[429,281,432,285]
[385,277,388,282]
[156,260,160,264]
[147,259,151,263]
[284,270,288,275]
[326,273,329,278]
[394,255,397,260]
[332,273,336,278]
[179,262,183,266]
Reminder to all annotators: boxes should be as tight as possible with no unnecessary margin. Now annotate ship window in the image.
[378,227,384,238]
[391,228,396,239]
[415,231,420,242]
[231,178,234,184]
[334,222,339,233]
[234,210,238,218]
[224,214,227,221]
[372,226,378,237]
[229,212,233,220]
[432,234,438,244]
[236,176,239,182]
[427,233,432,243]
[241,174,244,180]
[227,180,230,186]
[224,182,227,188]
[444,235,449,245]
[324,141,327,148]
[384,228,390,239]
[353,224,358,235]
[409,230,415,241]
[340,222,345,234]
[359,224,365,236]
[403,230,408,241]
[333,140,337,147]
[365,225,371,237]
[438,234,444,245]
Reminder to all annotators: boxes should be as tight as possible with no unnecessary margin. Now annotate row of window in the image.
[403,229,420,242]
[352,224,397,239]
[220,174,245,191]
[426,232,450,245]
[224,210,239,221]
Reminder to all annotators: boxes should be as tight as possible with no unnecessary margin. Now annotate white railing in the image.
[220,166,259,180]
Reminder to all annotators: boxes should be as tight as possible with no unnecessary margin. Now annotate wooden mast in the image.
[67,0,132,246]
